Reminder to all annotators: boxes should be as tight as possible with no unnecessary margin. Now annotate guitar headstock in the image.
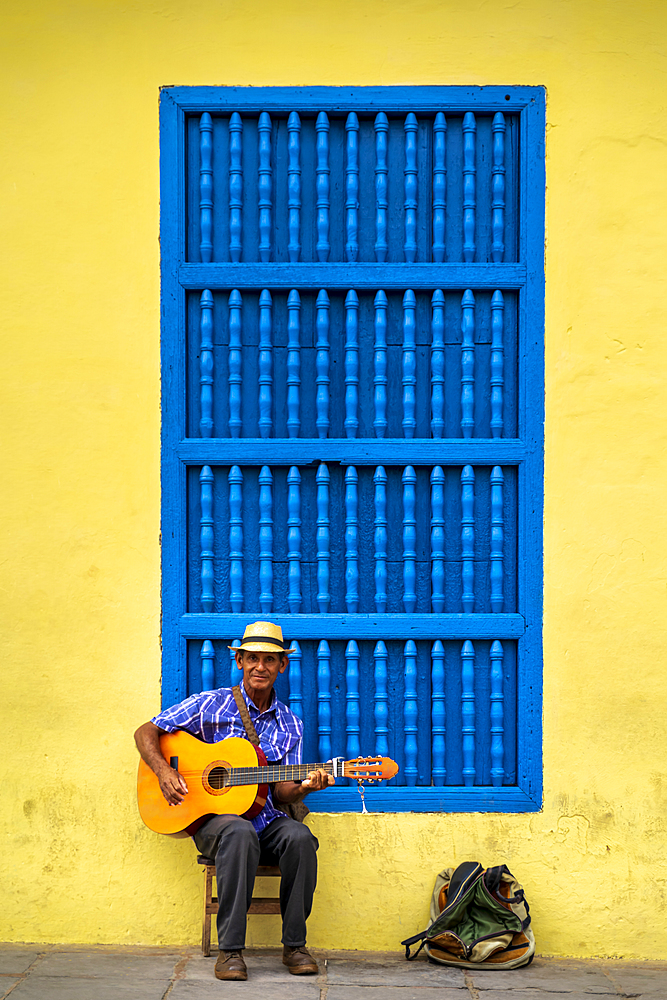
[343,756,399,783]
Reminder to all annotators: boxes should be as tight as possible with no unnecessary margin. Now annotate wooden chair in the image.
[197,855,282,957]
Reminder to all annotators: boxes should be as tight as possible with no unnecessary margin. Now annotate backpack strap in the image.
[484,864,526,905]
[232,685,260,746]
[400,931,427,961]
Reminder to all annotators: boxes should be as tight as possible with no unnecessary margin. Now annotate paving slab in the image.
[0,952,40,976]
[35,950,182,979]
[471,994,615,1000]
[327,989,470,1000]
[7,975,171,1000]
[326,955,466,988]
[470,960,616,993]
[613,993,667,1000]
[605,966,667,996]
[171,979,321,999]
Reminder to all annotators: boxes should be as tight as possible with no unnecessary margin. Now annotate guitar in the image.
[137,731,399,836]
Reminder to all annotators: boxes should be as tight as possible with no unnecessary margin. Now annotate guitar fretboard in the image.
[224,762,333,787]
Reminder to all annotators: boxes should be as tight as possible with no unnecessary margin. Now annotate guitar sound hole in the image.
[208,766,228,790]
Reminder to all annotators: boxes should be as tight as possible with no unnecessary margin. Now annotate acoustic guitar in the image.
[137,731,399,836]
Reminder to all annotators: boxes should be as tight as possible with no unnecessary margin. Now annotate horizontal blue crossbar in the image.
[177,440,527,465]
[177,263,527,290]
[179,613,526,640]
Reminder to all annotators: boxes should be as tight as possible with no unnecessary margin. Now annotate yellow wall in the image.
[2,0,667,959]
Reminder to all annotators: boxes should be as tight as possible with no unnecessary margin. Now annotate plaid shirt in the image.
[152,683,303,834]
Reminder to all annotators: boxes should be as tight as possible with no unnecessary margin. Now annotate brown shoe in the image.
[215,950,247,981]
[282,945,318,975]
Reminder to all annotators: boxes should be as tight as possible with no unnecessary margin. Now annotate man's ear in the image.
[279,654,289,675]
[234,650,244,671]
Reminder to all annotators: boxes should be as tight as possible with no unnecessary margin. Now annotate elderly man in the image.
[135,621,334,982]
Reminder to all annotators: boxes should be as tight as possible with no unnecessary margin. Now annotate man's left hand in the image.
[301,768,336,792]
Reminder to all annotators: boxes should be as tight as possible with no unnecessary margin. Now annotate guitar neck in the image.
[227,762,334,787]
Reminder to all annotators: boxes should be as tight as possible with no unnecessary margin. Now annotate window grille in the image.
[160,86,545,812]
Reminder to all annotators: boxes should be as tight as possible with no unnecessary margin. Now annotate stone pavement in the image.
[0,946,665,1000]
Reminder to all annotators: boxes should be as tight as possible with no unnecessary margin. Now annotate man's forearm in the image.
[273,780,308,804]
[134,721,170,776]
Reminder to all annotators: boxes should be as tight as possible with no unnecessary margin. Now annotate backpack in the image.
[401,861,535,969]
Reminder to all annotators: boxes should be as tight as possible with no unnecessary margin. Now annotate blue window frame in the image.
[160,86,545,812]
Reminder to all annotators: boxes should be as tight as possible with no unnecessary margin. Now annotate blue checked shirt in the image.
[151,683,303,834]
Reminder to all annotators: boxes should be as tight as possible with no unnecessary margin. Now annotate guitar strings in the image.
[168,767,333,777]
[163,767,380,774]
[166,769,337,779]
[162,765,380,781]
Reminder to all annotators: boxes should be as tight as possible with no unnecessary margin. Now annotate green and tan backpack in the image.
[402,861,535,969]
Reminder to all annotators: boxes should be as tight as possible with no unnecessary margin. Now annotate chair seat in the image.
[198,855,282,956]
[198,855,280,877]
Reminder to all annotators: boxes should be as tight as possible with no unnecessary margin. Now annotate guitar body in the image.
[137,732,268,837]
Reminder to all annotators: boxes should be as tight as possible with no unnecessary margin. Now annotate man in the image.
[134,621,334,982]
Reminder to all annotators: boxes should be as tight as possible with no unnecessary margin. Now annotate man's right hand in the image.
[157,765,189,806]
[135,721,189,805]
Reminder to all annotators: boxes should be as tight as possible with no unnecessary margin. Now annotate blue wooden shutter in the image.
[160,86,544,812]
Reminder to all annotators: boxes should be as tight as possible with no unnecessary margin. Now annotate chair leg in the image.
[202,864,214,957]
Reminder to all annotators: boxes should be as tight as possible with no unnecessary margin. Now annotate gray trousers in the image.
[194,814,319,951]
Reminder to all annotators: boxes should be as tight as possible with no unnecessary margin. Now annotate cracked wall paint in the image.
[2,0,667,960]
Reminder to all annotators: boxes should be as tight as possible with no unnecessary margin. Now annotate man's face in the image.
[236,649,287,699]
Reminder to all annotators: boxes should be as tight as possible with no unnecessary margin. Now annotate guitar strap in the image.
[231,684,309,823]
[231,685,260,746]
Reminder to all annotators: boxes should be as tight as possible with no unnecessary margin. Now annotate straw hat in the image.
[228,621,296,655]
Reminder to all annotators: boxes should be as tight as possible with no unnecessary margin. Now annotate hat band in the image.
[239,635,288,649]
